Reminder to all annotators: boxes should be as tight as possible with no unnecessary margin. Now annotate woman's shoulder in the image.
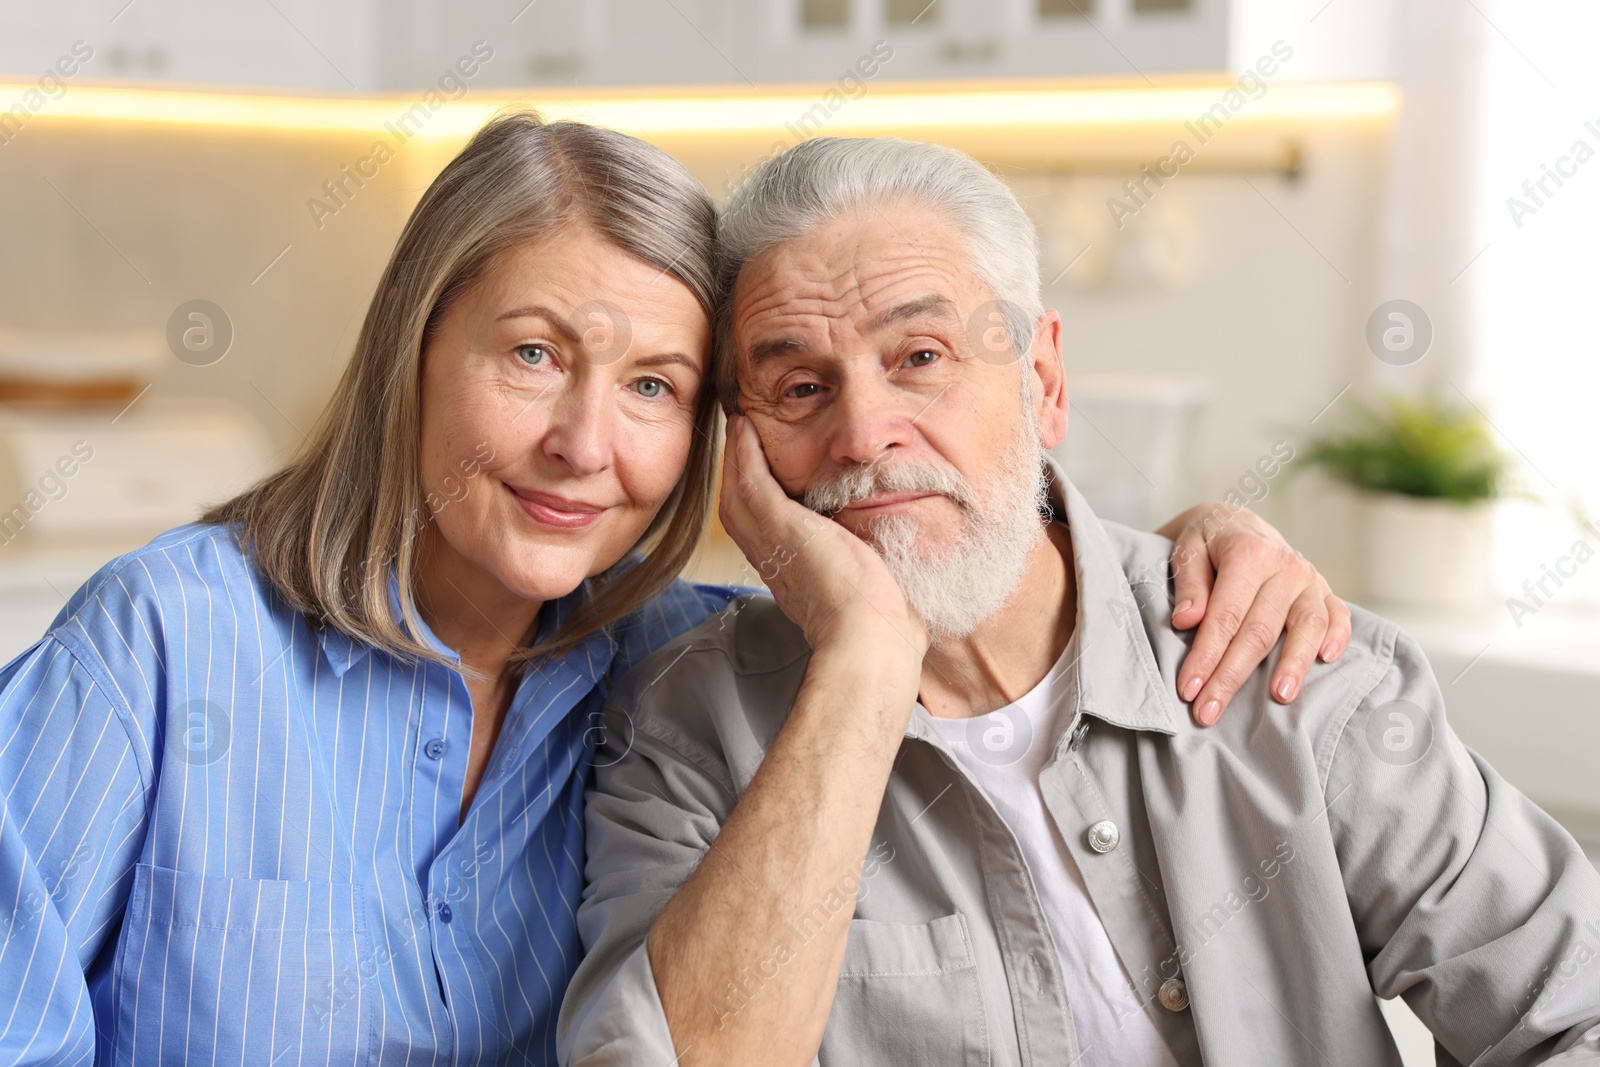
[46,522,276,666]
[0,522,287,728]
[607,578,763,678]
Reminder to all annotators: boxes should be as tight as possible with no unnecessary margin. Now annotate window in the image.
[800,0,849,30]
[886,0,936,25]
[1472,0,1600,606]
[1038,0,1093,17]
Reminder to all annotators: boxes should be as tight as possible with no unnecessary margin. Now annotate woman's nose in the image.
[541,379,615,477]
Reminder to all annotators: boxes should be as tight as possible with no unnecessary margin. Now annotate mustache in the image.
[802,459,975,516]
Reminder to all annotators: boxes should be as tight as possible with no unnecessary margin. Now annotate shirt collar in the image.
[315,570,602,679]
[316,623,370,678]
[315,572,440,677]
[1046,455,1184,736]
[906,454,1183,739]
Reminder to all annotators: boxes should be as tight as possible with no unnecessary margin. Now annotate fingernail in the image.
[1198,698,1221,726]
[1180,676,1201,702]
[1319,640,1338,662]
[1275,676,1297,702]
[1174,599,1194,617]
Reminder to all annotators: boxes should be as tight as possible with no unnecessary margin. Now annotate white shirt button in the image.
[1087,819,1120,853]
[1158,977,1190,1011]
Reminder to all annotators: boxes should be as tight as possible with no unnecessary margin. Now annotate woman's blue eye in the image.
[906,350,937,367]
[516,344,550,366]
[634,378,668,399]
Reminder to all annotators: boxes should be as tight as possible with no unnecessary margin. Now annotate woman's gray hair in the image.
[714,136,1043,409]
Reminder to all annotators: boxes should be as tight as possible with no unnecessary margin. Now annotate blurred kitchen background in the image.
[0,2,1596,1055]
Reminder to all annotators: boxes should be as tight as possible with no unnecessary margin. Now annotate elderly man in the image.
[558,137,1600,1067]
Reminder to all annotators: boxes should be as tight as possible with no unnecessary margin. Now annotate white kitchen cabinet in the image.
[378,0,1231,88]
[756,0,1227,84]
[0,0,379,91]
[0,0,1386,92]
[379,0,754,90]
[377,0,594,90]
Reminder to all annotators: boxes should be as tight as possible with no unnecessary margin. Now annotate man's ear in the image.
[1028,309,1068,449]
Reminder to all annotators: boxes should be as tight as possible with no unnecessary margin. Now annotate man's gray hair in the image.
[714,136,1043,410]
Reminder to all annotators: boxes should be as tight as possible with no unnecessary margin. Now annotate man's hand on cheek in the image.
[1156,503,1351,726]
[718,414,928,662]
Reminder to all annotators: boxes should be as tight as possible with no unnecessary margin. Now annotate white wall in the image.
[0,123,404,465]
[1231,0,1399,82]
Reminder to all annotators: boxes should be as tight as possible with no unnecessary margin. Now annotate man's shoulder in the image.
[607,594,811,756]
[1098,518,1410,742]
[624,591,808,673]
[1097,517,1179,592]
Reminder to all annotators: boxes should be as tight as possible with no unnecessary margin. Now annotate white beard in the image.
[803,421,1049,644]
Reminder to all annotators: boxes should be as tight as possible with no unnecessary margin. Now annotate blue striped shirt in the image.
[0,521,738,1065]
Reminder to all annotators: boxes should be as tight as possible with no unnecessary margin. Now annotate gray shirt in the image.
[559,468,1600,1067]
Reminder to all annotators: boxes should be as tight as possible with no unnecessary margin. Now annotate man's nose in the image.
[826,372,918,469]
[541,378,615,477]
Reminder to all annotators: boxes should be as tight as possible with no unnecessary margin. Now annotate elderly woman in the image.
[0,112,1345,1064]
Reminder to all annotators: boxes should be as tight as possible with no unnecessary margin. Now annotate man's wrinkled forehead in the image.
[731,209,974,359]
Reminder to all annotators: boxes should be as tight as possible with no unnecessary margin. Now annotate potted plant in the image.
[1299,391,1515,610]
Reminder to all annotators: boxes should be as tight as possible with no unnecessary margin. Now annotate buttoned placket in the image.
[1038,712,1203,1066]
[404,655,475,1061]
[906,714,1083,1066]
[421,630,613,1064]
[411,656,474,874]
[303,573,636,1062]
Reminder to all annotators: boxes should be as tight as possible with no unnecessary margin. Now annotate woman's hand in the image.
[718,414,928,670]
[1157,503,1351,726]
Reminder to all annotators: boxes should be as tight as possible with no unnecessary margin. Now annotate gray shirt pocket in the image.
[823,913,990,1066]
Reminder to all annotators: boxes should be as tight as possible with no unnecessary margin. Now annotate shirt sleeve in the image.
[606,580,757,684]
[1327,627,1600,1066]
[0,637,152,1066]
[556,697,740,1067]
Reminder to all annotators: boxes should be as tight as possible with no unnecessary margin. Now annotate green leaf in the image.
[1297,391,1515,502]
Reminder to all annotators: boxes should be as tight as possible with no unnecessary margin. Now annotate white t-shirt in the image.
[930,640,1179,1067]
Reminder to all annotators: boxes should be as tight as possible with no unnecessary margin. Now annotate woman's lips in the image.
[510,487,609,531]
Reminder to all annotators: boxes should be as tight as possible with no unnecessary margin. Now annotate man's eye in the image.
[516,344,551,366]
[633,377,670,399]
[906,350,938,368]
